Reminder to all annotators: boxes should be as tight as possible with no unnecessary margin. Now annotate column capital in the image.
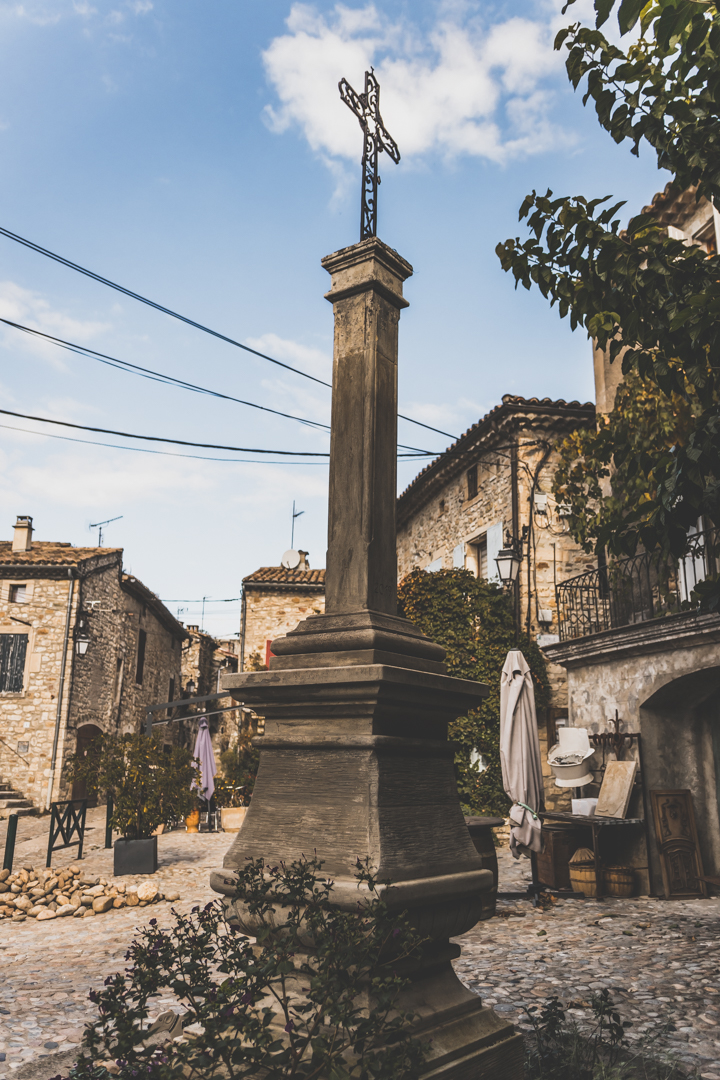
[322,237,412,309]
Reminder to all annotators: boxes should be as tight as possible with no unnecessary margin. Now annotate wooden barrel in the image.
[569,863,597,897]
[603,866,634,897]
[569,848,597,897]
[465,817,503,920]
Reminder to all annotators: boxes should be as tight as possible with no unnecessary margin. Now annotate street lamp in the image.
[495,528,527,587]
[185,678,197,696]
[74,613,91,656]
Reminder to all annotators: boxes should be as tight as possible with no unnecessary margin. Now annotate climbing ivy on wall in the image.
[398,568,550,817]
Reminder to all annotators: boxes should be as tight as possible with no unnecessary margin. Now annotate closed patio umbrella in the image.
[192,717,217,803]
[500,650,544,859]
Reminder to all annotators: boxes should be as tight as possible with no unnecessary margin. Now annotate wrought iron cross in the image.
[339,69,400,241]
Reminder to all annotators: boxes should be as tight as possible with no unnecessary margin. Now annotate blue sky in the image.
[0,0,661,639]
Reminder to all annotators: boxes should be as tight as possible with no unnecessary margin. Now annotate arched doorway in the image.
[640,666,720,892]
[71,724,103,804]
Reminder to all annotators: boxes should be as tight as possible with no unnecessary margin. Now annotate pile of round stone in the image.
[0,864,180,922]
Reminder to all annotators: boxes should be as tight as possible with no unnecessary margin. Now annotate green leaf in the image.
[618,0,648,35]
[595,0,615,28]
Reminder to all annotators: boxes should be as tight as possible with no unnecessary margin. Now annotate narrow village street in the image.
[1,834,719,1080]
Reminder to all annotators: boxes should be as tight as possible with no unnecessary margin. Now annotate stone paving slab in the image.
[2,836,719,1079]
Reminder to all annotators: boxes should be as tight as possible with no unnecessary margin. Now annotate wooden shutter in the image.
[135,629,147,685]
[0,634,29,692]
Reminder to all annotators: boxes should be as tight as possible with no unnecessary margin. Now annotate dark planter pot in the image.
[114,836,158,876]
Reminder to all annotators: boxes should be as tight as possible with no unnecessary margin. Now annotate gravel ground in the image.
[1,830,718,1079]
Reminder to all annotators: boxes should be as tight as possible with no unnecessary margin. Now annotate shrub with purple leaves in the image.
[65,856,429,1080]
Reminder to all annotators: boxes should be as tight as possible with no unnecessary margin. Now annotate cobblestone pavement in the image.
[0,829,228,1078]
[454,849,720,1079]
[1,834,719,1078]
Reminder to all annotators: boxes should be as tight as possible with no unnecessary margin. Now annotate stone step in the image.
[0,806,37,819]
[0,798,34,809]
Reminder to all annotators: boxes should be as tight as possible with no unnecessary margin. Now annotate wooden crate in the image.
[536,824,581,890]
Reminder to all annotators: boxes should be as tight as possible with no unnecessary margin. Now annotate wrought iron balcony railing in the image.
[556,529,716,642]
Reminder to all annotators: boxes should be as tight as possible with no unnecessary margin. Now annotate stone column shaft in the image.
[322,239,410,615]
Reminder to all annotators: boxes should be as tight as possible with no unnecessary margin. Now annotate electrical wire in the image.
[0,317,329,430]
[0,223,458,441]
[0,421,329,464]
[0,409,434,459]
[0,317,432,453]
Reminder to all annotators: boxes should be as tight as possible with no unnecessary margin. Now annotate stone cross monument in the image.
[212,79,523,1079]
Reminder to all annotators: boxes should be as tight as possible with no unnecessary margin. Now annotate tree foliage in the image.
[496,0,720,606]
[65,733,199,839]
[67,856,428,1080]
[398,569,550,817]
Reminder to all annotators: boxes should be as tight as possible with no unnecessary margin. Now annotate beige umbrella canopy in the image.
[500,650,544,859]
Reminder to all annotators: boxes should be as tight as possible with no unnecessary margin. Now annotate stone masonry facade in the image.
[0,520,185,812]
[241,567,325,670]
[396,396,597,810]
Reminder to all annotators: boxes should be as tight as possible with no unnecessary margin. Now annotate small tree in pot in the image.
[66,733,199,874]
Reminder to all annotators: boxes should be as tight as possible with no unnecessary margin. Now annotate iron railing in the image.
[556,529,716,642]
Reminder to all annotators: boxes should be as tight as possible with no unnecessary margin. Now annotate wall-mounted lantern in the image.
[74,613,91,656]
[495,527,528,587]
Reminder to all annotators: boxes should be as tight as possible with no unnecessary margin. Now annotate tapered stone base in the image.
[213,624,523,1080]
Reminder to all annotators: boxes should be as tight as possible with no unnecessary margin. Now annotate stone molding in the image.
[543,610,720,668]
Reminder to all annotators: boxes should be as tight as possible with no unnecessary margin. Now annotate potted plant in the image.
[216,740,259,832]
[66,733,199,874]
[214,777,247,832]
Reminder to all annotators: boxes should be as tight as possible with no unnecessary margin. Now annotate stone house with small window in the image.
[240,553,325,670]
[0,515,185,812]
[396,395,596,808]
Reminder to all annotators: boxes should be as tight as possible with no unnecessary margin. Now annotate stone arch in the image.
[71,723,103,803]
[639,665,720,892]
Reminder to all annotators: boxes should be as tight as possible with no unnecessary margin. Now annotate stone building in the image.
[181,625,238,698]
[240,554,325,670]
[396,395,596,809]
[543,184,720,894]
[0,515,185,812]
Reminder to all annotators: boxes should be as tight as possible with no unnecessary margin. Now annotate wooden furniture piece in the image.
[465,816,504,919]
[535,822,581,890]
[541,811,644,899]
[650,789,707,899]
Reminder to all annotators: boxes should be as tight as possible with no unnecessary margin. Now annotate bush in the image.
[525,992,683,1080]
[65,733,199,839]
[66,856,428,1080]
[398,568,550,817]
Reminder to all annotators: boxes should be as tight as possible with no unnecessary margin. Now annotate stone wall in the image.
[0,574,79,812]
[0,558,184,810]
[243,589,325,669]
[544,612,720,894]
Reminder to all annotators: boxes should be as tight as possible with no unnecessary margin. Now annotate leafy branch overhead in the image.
[496,0,720,602]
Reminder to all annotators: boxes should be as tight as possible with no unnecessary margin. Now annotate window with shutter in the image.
[0,634,29,692]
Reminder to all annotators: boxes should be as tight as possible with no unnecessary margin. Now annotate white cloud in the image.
[0,281,110,368]
[245,332,331,383]
[262,3,573,169]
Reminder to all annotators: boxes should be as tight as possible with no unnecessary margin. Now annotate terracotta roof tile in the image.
[0,541,121,566]
[243,567,326,589]
[397,394,594,505]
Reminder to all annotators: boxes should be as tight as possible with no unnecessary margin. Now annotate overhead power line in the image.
[0,223,458,441]
[0,407,433,459]
[0,317,328,430]
[0,317,429,454]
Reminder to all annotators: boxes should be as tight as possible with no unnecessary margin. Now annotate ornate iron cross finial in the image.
[339,69,400,241]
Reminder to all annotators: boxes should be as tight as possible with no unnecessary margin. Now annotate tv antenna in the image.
[89,515,123,547]
[291,501,304,548]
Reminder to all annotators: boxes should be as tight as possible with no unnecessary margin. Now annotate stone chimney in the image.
[12,515,33,552]
[298,550,310,571]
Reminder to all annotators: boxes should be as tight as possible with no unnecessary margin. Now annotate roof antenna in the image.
[89,515,123,547]
[291,500,304,548]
